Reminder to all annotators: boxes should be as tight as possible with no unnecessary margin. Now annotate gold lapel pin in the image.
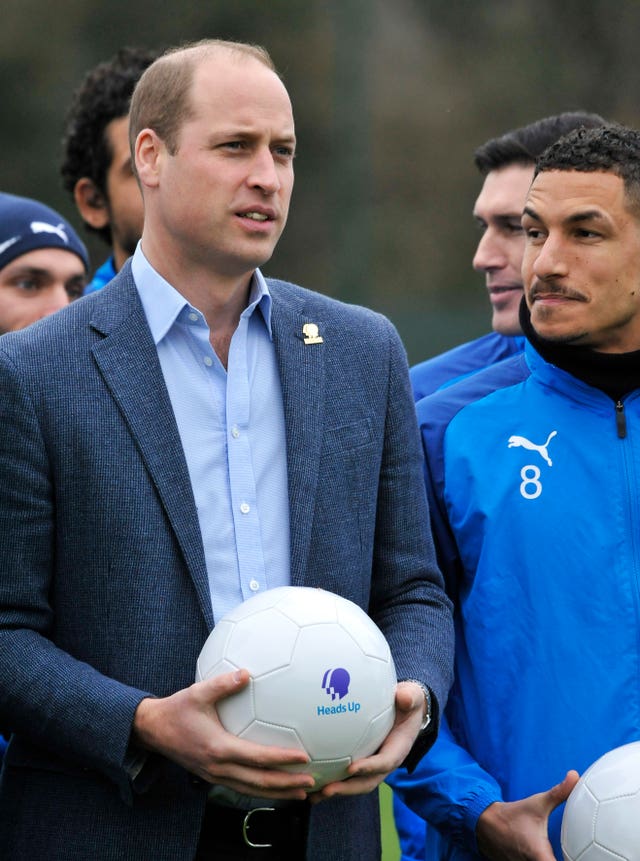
[302,323,323,345]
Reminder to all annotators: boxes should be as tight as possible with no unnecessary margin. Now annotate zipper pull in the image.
[616,400,627,439]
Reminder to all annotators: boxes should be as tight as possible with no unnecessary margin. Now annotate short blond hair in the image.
[129,39,277,156]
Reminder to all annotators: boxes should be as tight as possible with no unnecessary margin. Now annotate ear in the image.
[73,178,109,229]
[135,128,163,189]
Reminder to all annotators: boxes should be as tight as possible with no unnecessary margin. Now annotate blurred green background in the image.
[4,0,639,364]
[381,783,401,859]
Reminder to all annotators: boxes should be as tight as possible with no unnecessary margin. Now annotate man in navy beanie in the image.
[0,192,88,758]
[0,192,89,334]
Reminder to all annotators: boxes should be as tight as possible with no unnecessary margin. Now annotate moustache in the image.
[529,280,587,302]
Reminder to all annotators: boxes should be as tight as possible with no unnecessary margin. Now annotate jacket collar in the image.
[88,268,328,621]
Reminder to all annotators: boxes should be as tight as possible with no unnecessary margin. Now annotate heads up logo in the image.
[317,668,361,716]
[322,667,350,700]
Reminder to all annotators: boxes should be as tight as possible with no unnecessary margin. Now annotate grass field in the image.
[380,782,401,860]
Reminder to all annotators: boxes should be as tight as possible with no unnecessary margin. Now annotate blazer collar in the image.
[269,282,326,586]
[89,265,213,628]
[88,269,328,618]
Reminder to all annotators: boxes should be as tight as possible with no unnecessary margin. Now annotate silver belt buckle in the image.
[242,806,275,848]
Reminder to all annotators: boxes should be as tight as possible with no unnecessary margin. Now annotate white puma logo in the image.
[30,221,69,243]
[0,236,19,256]
[507,430,557,467]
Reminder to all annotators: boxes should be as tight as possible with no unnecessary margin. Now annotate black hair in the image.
[60,46,158,244]
[535,124,640,215]
[474,112,607,176]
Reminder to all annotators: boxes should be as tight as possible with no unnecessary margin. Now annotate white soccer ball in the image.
[561,741,640,861]
[196,586,397,789]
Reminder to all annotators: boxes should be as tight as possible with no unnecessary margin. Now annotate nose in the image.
[472,228,508,273]
[247,147,280,195]
[530,233,569,281]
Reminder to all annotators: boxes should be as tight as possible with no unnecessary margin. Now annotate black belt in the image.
[197,801,309,858]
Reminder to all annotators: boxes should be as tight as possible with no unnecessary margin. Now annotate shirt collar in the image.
[131,243,273,345]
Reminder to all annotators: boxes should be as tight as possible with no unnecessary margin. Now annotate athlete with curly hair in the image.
[61,46,157,293]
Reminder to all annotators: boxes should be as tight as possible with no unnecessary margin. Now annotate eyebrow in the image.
[522,206,540,221]
[565,210,608,225]
[523,205,608,225]
[7,266,52,277]
[475,212,523,224]
[6,266,85,282]
[213,128,297,143]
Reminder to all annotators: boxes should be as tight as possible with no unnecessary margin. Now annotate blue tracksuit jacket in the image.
[410,332,525,402]
[389,341,640,859]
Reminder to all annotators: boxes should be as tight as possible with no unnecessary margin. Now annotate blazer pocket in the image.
[322,418,375,454]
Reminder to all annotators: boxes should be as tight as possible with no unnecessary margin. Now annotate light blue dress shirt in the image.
[132,246,290,623]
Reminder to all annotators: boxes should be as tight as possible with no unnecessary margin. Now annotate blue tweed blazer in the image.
[0,264,453,860]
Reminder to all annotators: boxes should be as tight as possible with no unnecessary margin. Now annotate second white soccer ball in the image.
[561,741,640,861]
[196,586,397,789]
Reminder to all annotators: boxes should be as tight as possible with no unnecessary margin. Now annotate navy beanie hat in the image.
[0,192,89,273]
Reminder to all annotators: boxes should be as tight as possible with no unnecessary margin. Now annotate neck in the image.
[520,298,640,400]
[112,244,130,273]
[140,236,255,368]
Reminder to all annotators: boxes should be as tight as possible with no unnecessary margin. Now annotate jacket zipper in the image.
[616,400,627,439]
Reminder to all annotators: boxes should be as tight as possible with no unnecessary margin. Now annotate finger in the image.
[347,745,404,778]
[194,672,311,767]
[228,783,312,801]
[205,762,316,797]
[214,729,311,768]
[201,734,311,772]
[539,770,581,816]
[395,681,425,715]
[313,737,409,801]
[194,668,251,703]
[549,770,580,806]
[347,717,417,777]
[311,771,385,801]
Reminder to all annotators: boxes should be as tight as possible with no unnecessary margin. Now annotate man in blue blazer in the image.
[0,39,453,859]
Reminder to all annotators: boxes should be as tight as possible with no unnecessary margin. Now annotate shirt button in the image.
[240,502,250,514]
[203,356,213,367]
[249,579,260,592]
[188,312,198,322]
[231,426,240,439]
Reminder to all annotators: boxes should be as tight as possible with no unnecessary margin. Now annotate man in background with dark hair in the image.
[390,112,605,860]
[61,46,157,293]
[392,122,640,859]
[410,112,605,402]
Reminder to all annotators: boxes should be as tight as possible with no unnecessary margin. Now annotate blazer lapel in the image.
[271,289,325,585]
[89,276,213,628]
